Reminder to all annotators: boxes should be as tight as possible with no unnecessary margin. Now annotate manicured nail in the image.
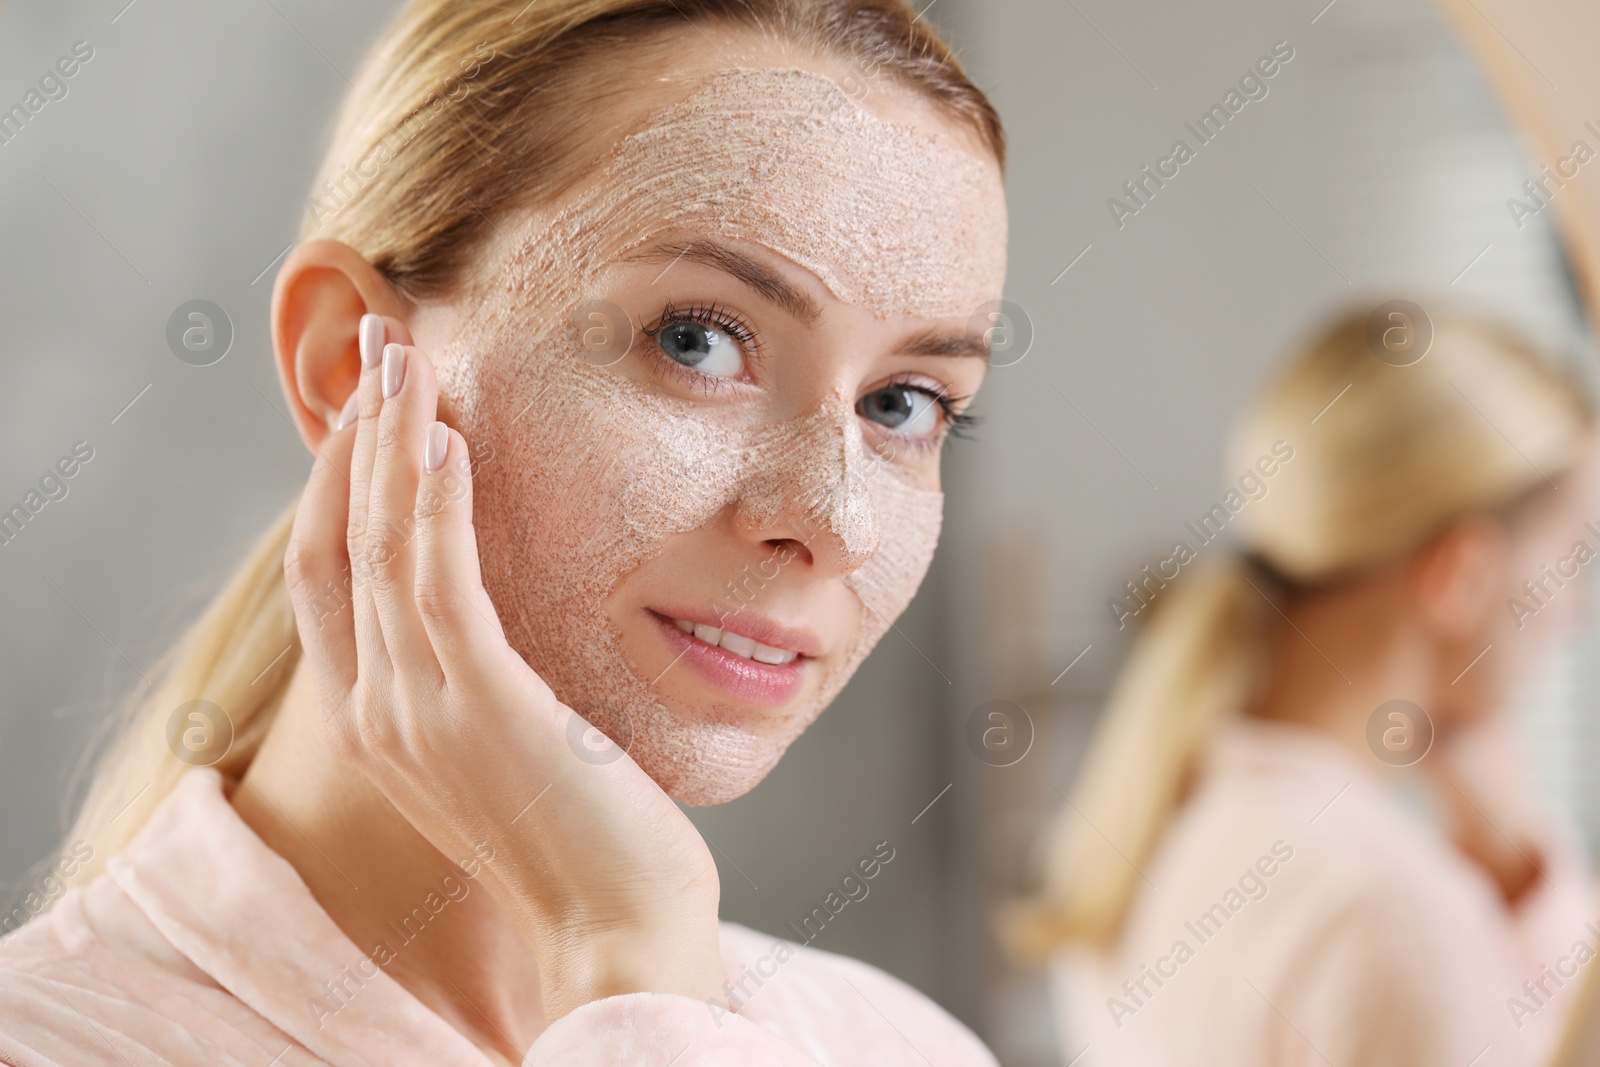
[334,390,359,430]
[382,343,406,399]
[360,314,385,369]
[425,422,449,472]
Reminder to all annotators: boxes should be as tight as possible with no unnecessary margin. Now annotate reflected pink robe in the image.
[1052,718,1597,1067]
[0,768,994,1066]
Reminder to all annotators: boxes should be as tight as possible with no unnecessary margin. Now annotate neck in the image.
[1245,574,1436,759]
[232,660,542,1065]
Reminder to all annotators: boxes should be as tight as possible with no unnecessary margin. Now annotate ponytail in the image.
[1000,557,1271,958]
[57,496,302,888]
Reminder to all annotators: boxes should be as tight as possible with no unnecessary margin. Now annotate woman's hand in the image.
[281,314,725,1021]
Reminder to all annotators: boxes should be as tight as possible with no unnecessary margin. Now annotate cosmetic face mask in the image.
[433,65,1007,803]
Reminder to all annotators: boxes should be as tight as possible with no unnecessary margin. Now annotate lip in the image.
[647,609,815,708]
[648,604,827,659]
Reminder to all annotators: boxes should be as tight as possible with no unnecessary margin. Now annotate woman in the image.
[0,1,1008,1063]
[1005,309,1599,1066]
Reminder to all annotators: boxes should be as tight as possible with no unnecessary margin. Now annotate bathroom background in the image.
[0,1,1590,1063]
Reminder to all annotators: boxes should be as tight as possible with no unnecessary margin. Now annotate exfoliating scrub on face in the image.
[434,67,1007,803]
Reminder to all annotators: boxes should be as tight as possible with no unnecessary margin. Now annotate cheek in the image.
[460,361,738,613]
[843,463,943,624]
[617,415,747,544]
[471,381,622,583]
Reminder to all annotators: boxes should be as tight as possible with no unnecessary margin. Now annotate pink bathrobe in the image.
[0,768,994,1066]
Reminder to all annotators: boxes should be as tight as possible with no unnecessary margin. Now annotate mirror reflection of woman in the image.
[0,1,1010,1063]
[1426,1,1600,1060]
[1008,310,1599,1066]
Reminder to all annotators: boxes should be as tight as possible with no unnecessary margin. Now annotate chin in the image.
[580,646,854,806]
[622,715,795,806]
[657,756,784,807]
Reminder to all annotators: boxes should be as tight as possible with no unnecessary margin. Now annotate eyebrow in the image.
[620,239,823,325]
[893,328,993,361]
[619,237,993,360]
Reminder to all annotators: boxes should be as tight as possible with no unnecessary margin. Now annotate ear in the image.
[1410,516,1509,639]
[269,239,417,452]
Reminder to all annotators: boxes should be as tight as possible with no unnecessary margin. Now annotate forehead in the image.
[563,64,1008,322]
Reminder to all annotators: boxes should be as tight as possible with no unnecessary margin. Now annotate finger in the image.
[378,313,413,348]
[365,342,443,679]
[413,424,511,677]
[284,409,361,701]
[347,314,392,669]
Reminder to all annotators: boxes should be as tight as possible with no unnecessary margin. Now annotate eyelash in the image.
[639,300,764,395]
[637,299,978,447]
[884,374,980,454]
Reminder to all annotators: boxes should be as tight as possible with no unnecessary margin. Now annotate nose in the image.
[734,395,881,578]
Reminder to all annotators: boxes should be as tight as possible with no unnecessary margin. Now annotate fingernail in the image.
[335,390,359,430]
[425,422,449,472]
[359,314,385,370]
[382,343,406,399]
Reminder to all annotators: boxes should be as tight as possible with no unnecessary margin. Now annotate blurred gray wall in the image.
[0,2,1588,1067]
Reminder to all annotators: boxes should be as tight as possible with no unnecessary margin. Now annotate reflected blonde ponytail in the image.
[49,0,1005,889]
[1002,307,1594,957]
[1009,558,1270,953]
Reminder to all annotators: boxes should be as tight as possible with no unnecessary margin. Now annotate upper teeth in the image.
[673,618,799,665]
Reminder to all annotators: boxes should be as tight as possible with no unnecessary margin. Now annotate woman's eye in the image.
[859,385,942,438]
[655,320,744,377]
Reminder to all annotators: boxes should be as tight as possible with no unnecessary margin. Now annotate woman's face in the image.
[1470,441,1600,710]
[411,46,1008,803]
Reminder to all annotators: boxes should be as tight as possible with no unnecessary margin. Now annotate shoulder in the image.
[716,921,997,1067]
[1164,762,1505,953]
[1136,764,1547,1061]
[0,875,271,1067]
[0,883,197,1062]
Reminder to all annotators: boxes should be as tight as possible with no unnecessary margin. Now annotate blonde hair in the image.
[52,0,1006,890]
[1001,307,1595,959]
